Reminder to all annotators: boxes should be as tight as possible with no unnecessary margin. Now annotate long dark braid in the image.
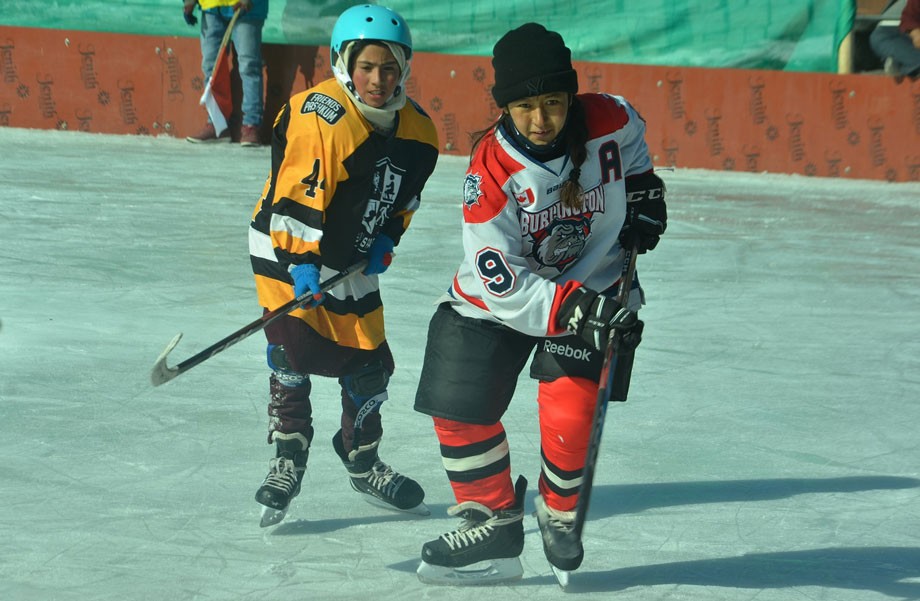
[469,116,504,164]
[559,97,587,210]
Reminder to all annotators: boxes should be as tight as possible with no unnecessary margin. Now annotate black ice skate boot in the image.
[534,493,584,576]
[255,431,310,527]
[417,476,527,585]
[332,429,427,515]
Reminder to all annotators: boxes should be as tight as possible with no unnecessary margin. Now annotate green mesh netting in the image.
[0,0,856,72]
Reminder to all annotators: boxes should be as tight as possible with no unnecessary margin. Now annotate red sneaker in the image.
[186,122,230,144]
[240,125,261,147]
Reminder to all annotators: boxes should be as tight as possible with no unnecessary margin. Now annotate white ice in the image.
[1,127,919,601]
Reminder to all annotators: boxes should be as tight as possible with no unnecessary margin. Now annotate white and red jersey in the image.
[445,92,654,337]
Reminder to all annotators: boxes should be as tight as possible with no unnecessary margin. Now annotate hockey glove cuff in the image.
[619,319,645,353]
[558,286,638,351]
[620,171,667,253]
[289,263,324,308]
[364,234,394,275]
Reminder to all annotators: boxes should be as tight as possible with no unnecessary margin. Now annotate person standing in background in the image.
[870,0,920,81]
[183,0,268,145]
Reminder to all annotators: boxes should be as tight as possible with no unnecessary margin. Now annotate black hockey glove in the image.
[620,171,667,253]
[182,0,198,26]
[558,286,638,351]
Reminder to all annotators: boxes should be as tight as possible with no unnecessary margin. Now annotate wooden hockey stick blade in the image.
[150,333,184,386]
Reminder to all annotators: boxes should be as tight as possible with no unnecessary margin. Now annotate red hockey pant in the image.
[432,376,597,512]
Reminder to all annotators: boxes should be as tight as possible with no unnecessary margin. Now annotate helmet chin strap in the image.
[332,41,410,133]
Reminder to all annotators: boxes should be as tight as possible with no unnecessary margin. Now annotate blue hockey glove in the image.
[289,263,324,307]
[364,234,394,275]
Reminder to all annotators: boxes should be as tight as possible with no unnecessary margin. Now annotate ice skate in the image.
[333,430,428,515]
[533,494,583,586]
[417,476,527,586]
[255,432,310,527]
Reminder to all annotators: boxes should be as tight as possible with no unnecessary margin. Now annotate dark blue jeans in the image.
[870,24,920,77]
[199,11,265,126]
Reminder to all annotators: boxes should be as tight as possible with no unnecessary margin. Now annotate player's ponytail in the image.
[559,97,587,210]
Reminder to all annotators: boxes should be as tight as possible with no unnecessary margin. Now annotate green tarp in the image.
[1,0,856,72]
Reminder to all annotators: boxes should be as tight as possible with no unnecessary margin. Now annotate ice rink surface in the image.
[1,127,918,600]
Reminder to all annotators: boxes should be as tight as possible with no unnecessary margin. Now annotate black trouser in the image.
[263,313,394,449]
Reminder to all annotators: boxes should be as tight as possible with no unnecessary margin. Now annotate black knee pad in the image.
[340,360,390,405]
[267,344,309,387]
[267,344,292,371]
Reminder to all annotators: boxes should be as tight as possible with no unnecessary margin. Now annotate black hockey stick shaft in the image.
[573,246,638,539]
[150,260,368,386]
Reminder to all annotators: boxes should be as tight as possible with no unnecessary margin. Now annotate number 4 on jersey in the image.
[300,158,325,198]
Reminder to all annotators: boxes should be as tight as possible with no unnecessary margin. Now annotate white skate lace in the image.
[439,520,496,551]
[263,457,298,493]
[363,461,405,498]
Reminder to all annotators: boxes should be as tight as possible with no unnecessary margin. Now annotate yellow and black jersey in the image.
[249,79,439,350]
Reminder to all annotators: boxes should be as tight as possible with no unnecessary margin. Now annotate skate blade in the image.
[259,506,288,528]
[362,495,431,516]
[417,557,523,586]
[552,565,571,588]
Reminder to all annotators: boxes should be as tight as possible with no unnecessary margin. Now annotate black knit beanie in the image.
[491,23,578,107]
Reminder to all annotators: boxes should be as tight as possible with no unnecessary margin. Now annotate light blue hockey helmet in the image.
[330,4,413,63]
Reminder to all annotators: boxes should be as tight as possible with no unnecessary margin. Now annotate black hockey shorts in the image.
[414,303,538,425]
[264,313,395,377]
[529,320,643,402]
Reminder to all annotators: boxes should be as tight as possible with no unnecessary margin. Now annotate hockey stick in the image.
[150,260,368,387]
[572,245,639,540]
[217,8,242,57]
